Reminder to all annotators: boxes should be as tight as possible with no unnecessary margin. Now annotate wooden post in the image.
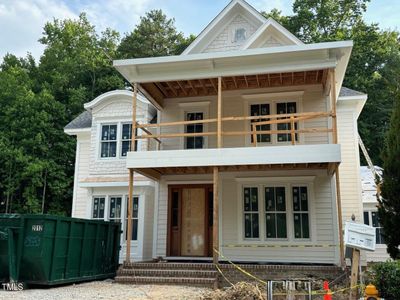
[217,77,222,148]
[125,83,138,263]
[330,69,345,266]
[349,248,360,300]
[213,166,219,267]
[252,124,257,147]
[290,116,295,145]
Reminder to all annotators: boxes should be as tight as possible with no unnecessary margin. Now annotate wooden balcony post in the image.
[290,116,295,145]
[330,70,345,266]
[126,83,138,263]
[213,166,219,266]
[217,77,222,148]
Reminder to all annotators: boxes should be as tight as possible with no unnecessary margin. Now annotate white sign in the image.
[344,222,376,251]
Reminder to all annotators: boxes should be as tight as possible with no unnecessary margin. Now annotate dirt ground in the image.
[0,280,211,300]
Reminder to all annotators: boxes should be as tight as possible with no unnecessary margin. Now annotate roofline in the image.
[241,18,303,50]
[182,0,266,55]
[114,40,353,68]
[64,127,91,136]
[84,89,149,110]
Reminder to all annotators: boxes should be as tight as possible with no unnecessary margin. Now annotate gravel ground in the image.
[0,280,211,300]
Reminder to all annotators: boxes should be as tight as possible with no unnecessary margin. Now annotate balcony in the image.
[127,110,341,180]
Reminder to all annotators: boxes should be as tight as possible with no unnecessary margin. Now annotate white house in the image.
[360,166,390,262]
[65,0,369,286]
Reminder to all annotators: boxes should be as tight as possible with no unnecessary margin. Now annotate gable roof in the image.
[339,86,366,97]
[64,110,92,131]
[241,18,303,49]
[182,0,266,55]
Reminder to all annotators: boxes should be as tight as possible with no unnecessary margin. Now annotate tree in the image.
[118,9,192,58]
[378,53,400,259]
[262,1,400,166]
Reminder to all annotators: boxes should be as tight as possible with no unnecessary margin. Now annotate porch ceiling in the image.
[133,162,338,181]
[141,69,327,101]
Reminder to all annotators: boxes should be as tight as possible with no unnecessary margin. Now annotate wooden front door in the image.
[168,185,213,257]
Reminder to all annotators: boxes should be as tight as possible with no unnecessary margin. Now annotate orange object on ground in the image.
[323,281,332,300]
[364,283,379,299]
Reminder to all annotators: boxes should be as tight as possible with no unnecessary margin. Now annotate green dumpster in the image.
[0,214,121,286]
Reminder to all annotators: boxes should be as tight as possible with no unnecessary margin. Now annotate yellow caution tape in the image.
[213,248,365,296]
[222,244,337,248]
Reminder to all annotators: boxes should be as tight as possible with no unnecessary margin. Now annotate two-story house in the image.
[65,0,367,286]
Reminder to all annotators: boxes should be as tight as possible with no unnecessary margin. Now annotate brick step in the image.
[122,262,215,270]
[115,276,216,288]
[118,268,217,278]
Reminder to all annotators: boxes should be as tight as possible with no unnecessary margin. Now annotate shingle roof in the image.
[64,110,92,130]
[339,86,365,97]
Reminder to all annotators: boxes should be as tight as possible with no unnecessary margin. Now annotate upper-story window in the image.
[185,112,204,149]
[235,28,247,42]
[277,102,297,142]
[101,125,117,158]
[250,104,271,143]
[364,211,385,244]
[100,123,138,159]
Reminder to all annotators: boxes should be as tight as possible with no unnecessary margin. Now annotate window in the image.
[125,196,139,241]
[292,186,310,239]
[243,187,260,238]
[364,211,385,244]
[92,197,105,219]
[100,124,117,157]
[234,28,246,42]
[109,196,122,221]
[277,102,297,142]
[121,123,137,157]
[265,187,287,238]
[250,104,271,143]
[185,112,204,149]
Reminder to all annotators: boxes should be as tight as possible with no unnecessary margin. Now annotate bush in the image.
[371,260,400,300]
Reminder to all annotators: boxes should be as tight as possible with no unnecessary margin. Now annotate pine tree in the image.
[379,95,400,259]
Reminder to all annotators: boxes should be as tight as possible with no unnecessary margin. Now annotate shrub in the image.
[371,260,400,300]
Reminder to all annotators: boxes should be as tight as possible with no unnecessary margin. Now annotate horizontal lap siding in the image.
[221,170,337,264]
[73,138,90,218]
[337,109,363,224]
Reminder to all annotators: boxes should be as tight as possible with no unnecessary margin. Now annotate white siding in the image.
[155,171,339,264]
[203,14,258,53]
[160,85,329,150]
[72,133,91,218]
[337,107,363,224]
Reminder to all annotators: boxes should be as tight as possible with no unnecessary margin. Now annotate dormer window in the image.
[234,28,246,42]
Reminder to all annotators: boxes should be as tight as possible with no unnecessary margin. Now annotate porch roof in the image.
[113,41,352,110]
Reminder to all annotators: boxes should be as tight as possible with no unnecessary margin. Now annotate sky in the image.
[0,0,399,62]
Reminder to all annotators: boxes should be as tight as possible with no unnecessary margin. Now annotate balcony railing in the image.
[135,111,334,149]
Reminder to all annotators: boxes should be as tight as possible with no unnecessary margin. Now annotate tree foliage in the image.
[379,75,400,259]
[262,0,400,165]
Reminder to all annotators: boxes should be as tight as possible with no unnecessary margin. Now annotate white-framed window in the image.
[109,196,123,221]
[234,27,247,42]
[239,179,313,242]
[250,103,271,143]
[243,187,260,239]
[277,102,298,142]
[100,124,117,158]
[292,186,310,239]
[185,112,204,149]
[364,211,385,244]
[265,186,287,239]
[99,122,139,159]
[92,196,106,219]
[125,196,139,241]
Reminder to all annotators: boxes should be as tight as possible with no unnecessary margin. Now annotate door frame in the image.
[167,184,213,257]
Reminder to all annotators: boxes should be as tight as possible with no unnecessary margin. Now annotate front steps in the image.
[116,262,217,288]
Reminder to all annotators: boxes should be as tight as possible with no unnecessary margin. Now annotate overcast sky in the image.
[0,0,399,62]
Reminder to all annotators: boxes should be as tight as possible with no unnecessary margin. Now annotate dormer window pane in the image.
[121,123,137,157]
[235,28,246,42]
[100,124,117,158]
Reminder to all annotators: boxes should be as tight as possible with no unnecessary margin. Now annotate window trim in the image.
[97,121,142,161]
[91,195,107,219]
[99,123,118,159]
[236,176,315,244]
[243,92,304,147]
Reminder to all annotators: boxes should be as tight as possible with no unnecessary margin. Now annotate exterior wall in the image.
[203,14,259,53]
[154,170,339,265]
[159,85,329,151]
[89,99,152,176]
[72,132,91,218]
[336,104,363,225]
